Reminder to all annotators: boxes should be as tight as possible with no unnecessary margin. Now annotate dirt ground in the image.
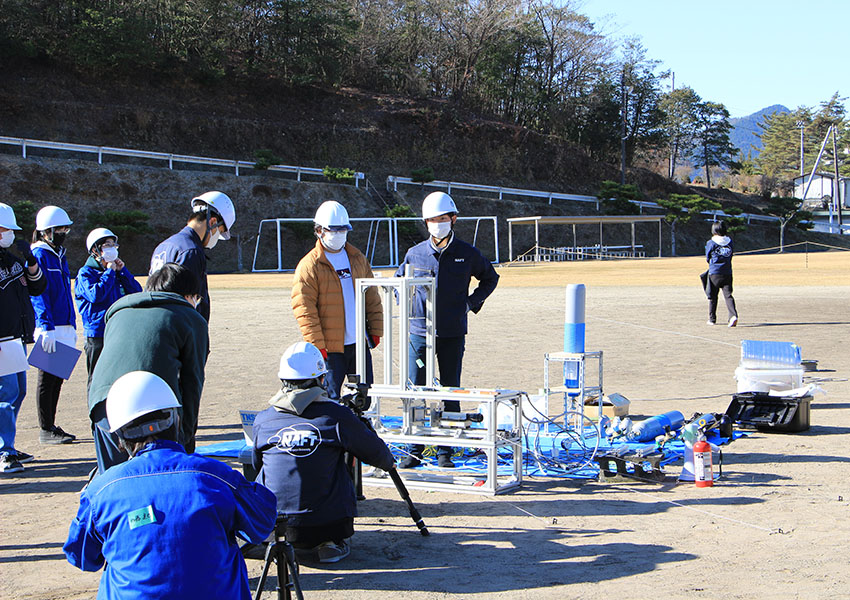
[3,251,850,600]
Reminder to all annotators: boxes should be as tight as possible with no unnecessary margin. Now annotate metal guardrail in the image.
[0,135,366,187]
[386,175,781,224]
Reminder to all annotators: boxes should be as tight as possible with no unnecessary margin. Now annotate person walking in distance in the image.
[395,192,499,469]
[705,220,738,327]
[30,205,77,444]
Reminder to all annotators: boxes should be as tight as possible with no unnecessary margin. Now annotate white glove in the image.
[41,330,56,353]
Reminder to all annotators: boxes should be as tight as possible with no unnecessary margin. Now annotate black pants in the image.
[36,369,64,431]
[708,273,738,322]
[285,517,354,549]
[84,336,105,393]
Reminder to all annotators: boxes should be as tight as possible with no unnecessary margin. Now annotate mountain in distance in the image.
[729,104,789,159]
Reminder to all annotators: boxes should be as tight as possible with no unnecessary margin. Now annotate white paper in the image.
[0,339,29,377]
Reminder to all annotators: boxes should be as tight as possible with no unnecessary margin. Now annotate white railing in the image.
[252,215,499,272]
[0,135,366,186]
[386,175,781,223]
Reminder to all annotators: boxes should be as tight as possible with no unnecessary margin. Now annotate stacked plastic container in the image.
[735,340,803,393]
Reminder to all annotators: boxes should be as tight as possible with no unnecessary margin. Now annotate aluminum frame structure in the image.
[354,272,522,495]
[543,351,604,426]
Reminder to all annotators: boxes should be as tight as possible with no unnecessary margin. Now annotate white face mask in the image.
[100,247,119,262]
[427,221,452,240]
[205,228,220,249]
[321,231,347,252]
[0,230,14,248]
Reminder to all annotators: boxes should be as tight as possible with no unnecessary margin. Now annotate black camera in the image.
[340,374,371,414]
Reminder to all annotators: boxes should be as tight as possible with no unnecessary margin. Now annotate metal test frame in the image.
[354,270,523,495]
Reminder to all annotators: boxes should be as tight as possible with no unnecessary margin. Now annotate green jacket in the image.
[87,291,209,452]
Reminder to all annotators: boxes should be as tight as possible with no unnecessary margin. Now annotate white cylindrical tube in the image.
[564,284,586,391]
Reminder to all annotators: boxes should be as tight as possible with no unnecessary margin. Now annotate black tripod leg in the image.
[280,542,305,600]
[346,451,365,501]
[275,541,290,600]
[254,543,275,600]
[388,468,430,536]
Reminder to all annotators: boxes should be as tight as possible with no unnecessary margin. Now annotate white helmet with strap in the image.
[421,192,458,220]
[313,201,352,230]
[35,206,73,231]
[106,371,180,435]
[192,191,236,240]
[0,203,21,230]
[86,228,117,253]
[278,341,328,380]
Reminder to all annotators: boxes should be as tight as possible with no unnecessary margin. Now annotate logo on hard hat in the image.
[268,424,322,457]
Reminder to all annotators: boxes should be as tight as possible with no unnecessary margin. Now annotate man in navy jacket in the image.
[252,342,394,563]
[395,192,499,468]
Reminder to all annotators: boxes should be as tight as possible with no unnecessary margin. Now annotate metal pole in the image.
[797,121,805,177]
[620,74,627,185]
[833,125,843,227]
[802,126,833,201]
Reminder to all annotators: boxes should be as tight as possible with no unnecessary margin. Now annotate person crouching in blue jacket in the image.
[64,370,277,600]
[251,342,395,564]
[75,228,142,390]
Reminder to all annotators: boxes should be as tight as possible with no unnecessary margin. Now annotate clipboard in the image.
[28,340,82,380]
[0,339,29,377]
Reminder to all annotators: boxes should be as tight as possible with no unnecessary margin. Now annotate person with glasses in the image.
[30,206,77,445]
[149,191,236,323]
[291,201,383,400]
[74,228,142,391]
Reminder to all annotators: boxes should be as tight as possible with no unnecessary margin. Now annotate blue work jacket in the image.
[75,256,142,338]
[395,235,499,337]
[64,440,277,600]
[30,241,76,330]
[706,235,734,275]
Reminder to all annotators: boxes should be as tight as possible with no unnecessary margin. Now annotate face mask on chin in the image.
[100,247,119,263]
[205,228,220,249]
[0,230,14,248]
[321,231,347,252]
[427,221,452,241]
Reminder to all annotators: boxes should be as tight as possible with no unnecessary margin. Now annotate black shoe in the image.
[1,456,24,474]
[39,426,75,445]
[240,542,269,561]
[398,455,422,469]
[14,451,34,463]
[437,455,455,468]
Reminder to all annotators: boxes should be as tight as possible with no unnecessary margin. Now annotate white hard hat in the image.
[86,228,117,253]
[313,201,352,230]
[35,206,73,231]
[106,371,180,433]
[192,191,236,240]
[421,192,458,220]
[278,341,328,380]
[0,203,21,230]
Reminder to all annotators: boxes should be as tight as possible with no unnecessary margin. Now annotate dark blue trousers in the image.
[324,343,373,400]
[408,334,465,458]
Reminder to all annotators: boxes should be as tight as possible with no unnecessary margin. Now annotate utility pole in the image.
[620,71,627,185]
[832,124,842,228]
[796,120,805,176]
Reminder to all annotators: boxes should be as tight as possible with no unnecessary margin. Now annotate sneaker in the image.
[39,426,75,445]
[317,540,350,563]
[14,451,34,464]
[1,456,24,474]
[728,316,738,328]
[437,455,455,468]
[398,455,422,469]
[706,320,715,326]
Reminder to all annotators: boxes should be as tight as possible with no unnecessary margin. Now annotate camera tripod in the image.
[342,376,430,537]
[254,516,305,600]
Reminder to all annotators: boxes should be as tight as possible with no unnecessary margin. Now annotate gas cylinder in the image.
[693,438,714,487]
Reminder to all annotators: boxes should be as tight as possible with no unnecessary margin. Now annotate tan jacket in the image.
[291,240,383,353]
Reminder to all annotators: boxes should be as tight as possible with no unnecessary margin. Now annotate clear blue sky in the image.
[579,0,849,118]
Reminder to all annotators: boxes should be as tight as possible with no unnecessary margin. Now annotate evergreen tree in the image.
[655,193,720,256]
[692,101,737,189]
[659,86,701,180]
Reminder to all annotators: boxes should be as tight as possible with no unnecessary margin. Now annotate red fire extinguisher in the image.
[693,438,714,487]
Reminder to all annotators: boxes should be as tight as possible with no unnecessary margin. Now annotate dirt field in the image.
[3,251,849,600]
